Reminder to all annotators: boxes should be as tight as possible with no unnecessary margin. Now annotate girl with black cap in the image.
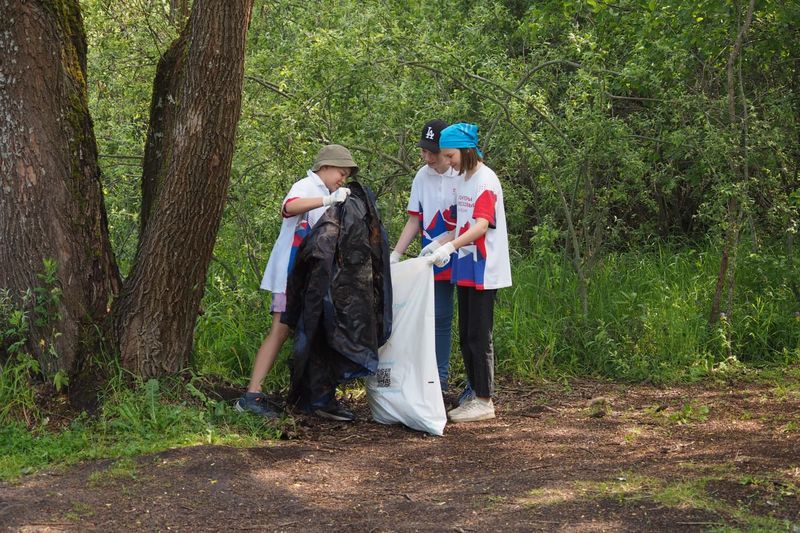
[390,119,460,396]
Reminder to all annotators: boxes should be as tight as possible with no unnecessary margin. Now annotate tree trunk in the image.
[709,0,755,327]
[0,1,121,377]
[1,0,254,387]
[789,46,800,311]
[113,0,254,378]
[169,0,190,24]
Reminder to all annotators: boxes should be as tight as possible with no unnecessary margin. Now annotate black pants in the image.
[457,286,496,398]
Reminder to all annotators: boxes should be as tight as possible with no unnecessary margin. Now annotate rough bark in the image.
[0,0,121,376]
[113,0,254,378]
[169,0,190,24]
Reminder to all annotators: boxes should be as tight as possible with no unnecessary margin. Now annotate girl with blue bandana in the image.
[423,123,512,422]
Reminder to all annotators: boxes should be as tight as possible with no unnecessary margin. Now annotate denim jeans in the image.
[434,280,455,391]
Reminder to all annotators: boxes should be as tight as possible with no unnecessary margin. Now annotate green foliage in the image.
[52,370,70,392]
[0,338,41,426]
[30,259,64,376]
[32,258,61,327]
[0,289,38,423]
[193,281,290,389]
[0,259,69,425]
[77,0,799,386]
[82,0,181,275]
[492,243,799,383]
[667,402,710,425]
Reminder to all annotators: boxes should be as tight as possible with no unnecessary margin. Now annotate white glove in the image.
[429,242,455,268]
[419,240,441,257]
[322,187,351,207]
[389,250,402,264]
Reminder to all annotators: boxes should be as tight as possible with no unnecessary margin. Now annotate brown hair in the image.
[458,147,482,175]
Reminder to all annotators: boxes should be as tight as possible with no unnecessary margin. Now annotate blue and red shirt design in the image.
[407,165,459,281]
[411,201,457,280]
[286,214,310,276]
[451,166,512,290]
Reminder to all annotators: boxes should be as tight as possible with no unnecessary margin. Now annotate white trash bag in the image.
[366,257,447,436]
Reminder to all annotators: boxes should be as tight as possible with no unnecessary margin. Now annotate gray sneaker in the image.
[448,397,495,423]
[235,392,279,419]
[313,400,356,422]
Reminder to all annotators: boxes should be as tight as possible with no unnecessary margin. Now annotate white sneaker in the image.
[448,397,495,423]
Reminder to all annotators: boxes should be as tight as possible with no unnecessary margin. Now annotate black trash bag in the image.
[282,181,392,411]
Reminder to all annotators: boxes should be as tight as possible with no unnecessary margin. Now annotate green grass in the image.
[491,243,800,383]
[565,471,798,531]
[193,282,291,390]
[0,372,285,481]
[88,458,138,486]
[191,243,798,386]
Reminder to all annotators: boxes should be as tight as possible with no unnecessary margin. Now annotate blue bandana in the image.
[439,122,483,158]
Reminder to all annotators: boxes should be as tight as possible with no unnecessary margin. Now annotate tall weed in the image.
[194,279,291,389]
[491,243,799,382]
[193,242,798,385]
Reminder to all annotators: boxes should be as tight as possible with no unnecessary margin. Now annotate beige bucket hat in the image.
[311,144,359,176]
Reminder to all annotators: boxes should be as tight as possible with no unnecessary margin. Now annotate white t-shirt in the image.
[406,165,458,281]
[260,170,331,292]
[451,164,512,290]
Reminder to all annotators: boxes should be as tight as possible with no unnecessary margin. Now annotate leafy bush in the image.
[0,290,41,425]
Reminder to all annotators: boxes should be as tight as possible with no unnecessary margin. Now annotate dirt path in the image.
[2,380,799,532]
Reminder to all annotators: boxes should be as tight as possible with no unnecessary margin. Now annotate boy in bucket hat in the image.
[236,144,359,419]
[390,119,460,396]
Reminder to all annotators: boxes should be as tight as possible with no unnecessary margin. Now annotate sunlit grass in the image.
[0,372,286,482]
[191,245,799,387]
[520,471,797,531]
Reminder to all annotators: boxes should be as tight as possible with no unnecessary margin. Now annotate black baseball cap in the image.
[416,119,449,153]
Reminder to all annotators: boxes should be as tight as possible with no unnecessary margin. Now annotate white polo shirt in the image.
[407,164,458,281]
[451,164,512,290]
[260,170,330,293]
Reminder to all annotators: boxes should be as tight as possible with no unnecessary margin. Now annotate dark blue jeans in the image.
[434,280,455,391]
